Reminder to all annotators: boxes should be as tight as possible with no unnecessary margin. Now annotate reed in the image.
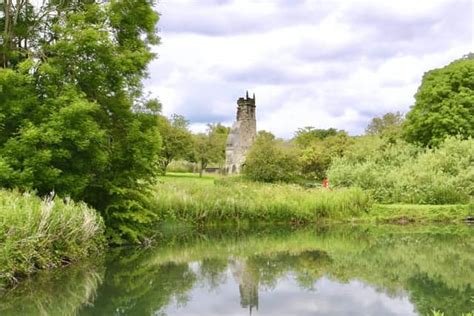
[0,190,105,288]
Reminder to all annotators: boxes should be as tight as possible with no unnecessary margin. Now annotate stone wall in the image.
[225,92,257,174]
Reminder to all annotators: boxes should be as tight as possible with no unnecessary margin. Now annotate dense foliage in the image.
[157,114,194,173]
[293,127,340,147]
[192,123,229,176]
[366,111,404,142]
[0,190,105,288]
[404,54,474,147]
[327,137,474,204]
[244,131,300,182]
[299,131,352,180]
[0,1,161,243]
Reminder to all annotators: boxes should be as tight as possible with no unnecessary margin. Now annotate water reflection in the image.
[0,259,104,316]
[1,225,473,315]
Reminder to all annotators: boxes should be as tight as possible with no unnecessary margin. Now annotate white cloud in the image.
[145,0,473,138]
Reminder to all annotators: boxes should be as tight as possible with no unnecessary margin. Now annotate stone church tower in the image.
[225,92,257,174]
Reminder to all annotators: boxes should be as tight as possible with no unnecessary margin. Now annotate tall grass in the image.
[0,190,105,288]
[151,175,373,223]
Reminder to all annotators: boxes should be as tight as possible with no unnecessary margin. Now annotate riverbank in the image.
[0,190,105,289]
[2,173,471,290]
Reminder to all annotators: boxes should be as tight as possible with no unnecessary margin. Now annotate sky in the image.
[144,0,473,138]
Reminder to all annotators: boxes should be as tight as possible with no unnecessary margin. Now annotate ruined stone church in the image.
[225,92,257,174]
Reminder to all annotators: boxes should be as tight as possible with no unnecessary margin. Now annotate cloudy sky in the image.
[144,0,473,138]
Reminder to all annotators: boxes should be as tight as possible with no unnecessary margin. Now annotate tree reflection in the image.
[2,225,473,316]
[79,248,196,315]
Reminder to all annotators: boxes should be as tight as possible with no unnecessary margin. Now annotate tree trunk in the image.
[2,0,12,68]
[162,159,171,175]
[199,161,207,177]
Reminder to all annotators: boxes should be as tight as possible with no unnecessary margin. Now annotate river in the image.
[1,225,473,315]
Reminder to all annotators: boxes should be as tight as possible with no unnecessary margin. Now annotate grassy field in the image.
[0,190,105,289]
[152,173,473,225]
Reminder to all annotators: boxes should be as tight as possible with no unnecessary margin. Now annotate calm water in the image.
[1,225,473,316]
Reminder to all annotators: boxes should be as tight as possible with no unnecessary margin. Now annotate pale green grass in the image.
[367,204,473,223]
[154,174,472,224]
[153,174,373,223]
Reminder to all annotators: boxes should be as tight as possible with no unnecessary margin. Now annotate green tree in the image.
[300,132,353,180]
[157,114,194,174]
[404,54,474,147]
[293,127,339,148]
[366,112,404,142]
[244,131,300,182]
[206,123,230,168]
[192,124,229,177]
[0,1,162,244]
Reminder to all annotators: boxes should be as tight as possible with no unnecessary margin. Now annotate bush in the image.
[0,190,105,288]
[327,137,473,204]
[299,132,353,180]
[243,132,301,182]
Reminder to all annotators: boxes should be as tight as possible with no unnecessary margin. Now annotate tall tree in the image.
[0,1,162,244]
[300,132,353,180]
[404,53,474,147]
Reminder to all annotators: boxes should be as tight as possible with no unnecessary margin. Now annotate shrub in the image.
[244,132,301,182]
[327,137,473,204]
[299,132,353,180]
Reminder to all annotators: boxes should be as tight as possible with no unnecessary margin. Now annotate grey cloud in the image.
[167,84,245,124]
[158,1,330,36]
[219,66,315,85]
[181,109,232,124]
[215,63,348,86]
